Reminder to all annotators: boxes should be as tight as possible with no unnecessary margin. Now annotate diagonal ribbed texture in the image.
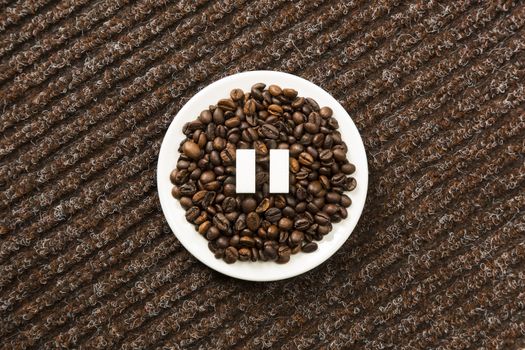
[0,0,524,348]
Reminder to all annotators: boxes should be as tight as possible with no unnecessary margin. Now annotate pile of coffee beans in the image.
[170,83,356,264]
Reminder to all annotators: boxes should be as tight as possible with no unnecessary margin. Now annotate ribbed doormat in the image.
[0,0,524,348]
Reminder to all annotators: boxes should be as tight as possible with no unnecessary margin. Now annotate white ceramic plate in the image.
[157,71,368,281]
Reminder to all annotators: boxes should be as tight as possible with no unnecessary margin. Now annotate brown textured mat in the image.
[0,0,524,348]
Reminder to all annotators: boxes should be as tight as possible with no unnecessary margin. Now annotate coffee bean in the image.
[307,181,322,196]
[179,196,192,209]
[304,122,319,134]
[185,206,200,222]
[319,149,333,162]
[298,152,314,166]
[326,192,341,204]
[265,208,282,223]
[268,85,282,96]
[225,116,241,128]
[333,147,346,162]
[290,158,300,173]
[341,194,352,207]
[230,88,244,101]
[260,123,279,139]
[282,88,298,99]
[314,212,330,225]
[278,217,293,230]
[216,236,229,248]
[345,177,357,191]
[268,104,283,116]
[218,98,237,111]
[240,236,256,248]
[294,218,309,231]
[182,141,201,160]
[277,245,291,263]
[224,246,239,263]
[264,244,277,260]
[302,242,318,253]
[198,221,211,235]
[206,226,220,240]
[213,213,230,232]
[319,106,333,118]
[255,198,271,213]
[342,163,356,174]
[254,140,268,155]
[246,212,261,231]
[290,230,304,246]
[241,197,257,213]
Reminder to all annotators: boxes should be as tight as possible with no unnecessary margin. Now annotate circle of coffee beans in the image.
[170,83,357,264]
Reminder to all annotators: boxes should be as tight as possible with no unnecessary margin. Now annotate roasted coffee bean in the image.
[185,206,200,222]
[199,171,215,184]
[306,202,319,214]
[180,182,197,196]
[264,244,277,260]
[220,143,236,164]
[319,106,333,118]
[192,190,207,203]
[242,197,257,213]
[240,236,256,248]
[260,123,279,139]
[223,183,236,196]
[265,208,282,223]
[314,212,330,225]
[331,173,346,186]
[206,226,220,240]
[216,236,229,248]
[302,242,318,253]
[234,214,247,231]
[267,225,280,240]
[229,235,240,247]
[290,158,300,173]
[212,137,226,151]
[277,245,291,263]
[306,97,320,111]
[318,224,332,235]
[230,88,244,101]
[218,98,237,111]
[225,116,241,128]
[345,177,357,191]
[179,196,193,209]
[199,110,213,124]
[213,213,230,232]
[246,212,261,231]
[298,152,314,166]
[278,217,293,230]
[342,163,356,174]
[326,192,341,204]
[319,149,333,162]
[198,221,212,235]
[341,194,352,207]
[294,218,310,230]
[256,198,271,213]
[224,246,239,263]
[182,141,201,160]
[290,230,304,246]
[268,104,283,116]
[282,206,296,218]
[222,197,237,212]
[171,186,181,199]
[333,147,346,162]
[268,84,282,96]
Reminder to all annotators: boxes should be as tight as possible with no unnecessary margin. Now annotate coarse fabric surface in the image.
[0,0,524,349]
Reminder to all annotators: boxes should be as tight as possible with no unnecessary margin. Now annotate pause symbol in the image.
[236,149,289,194]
